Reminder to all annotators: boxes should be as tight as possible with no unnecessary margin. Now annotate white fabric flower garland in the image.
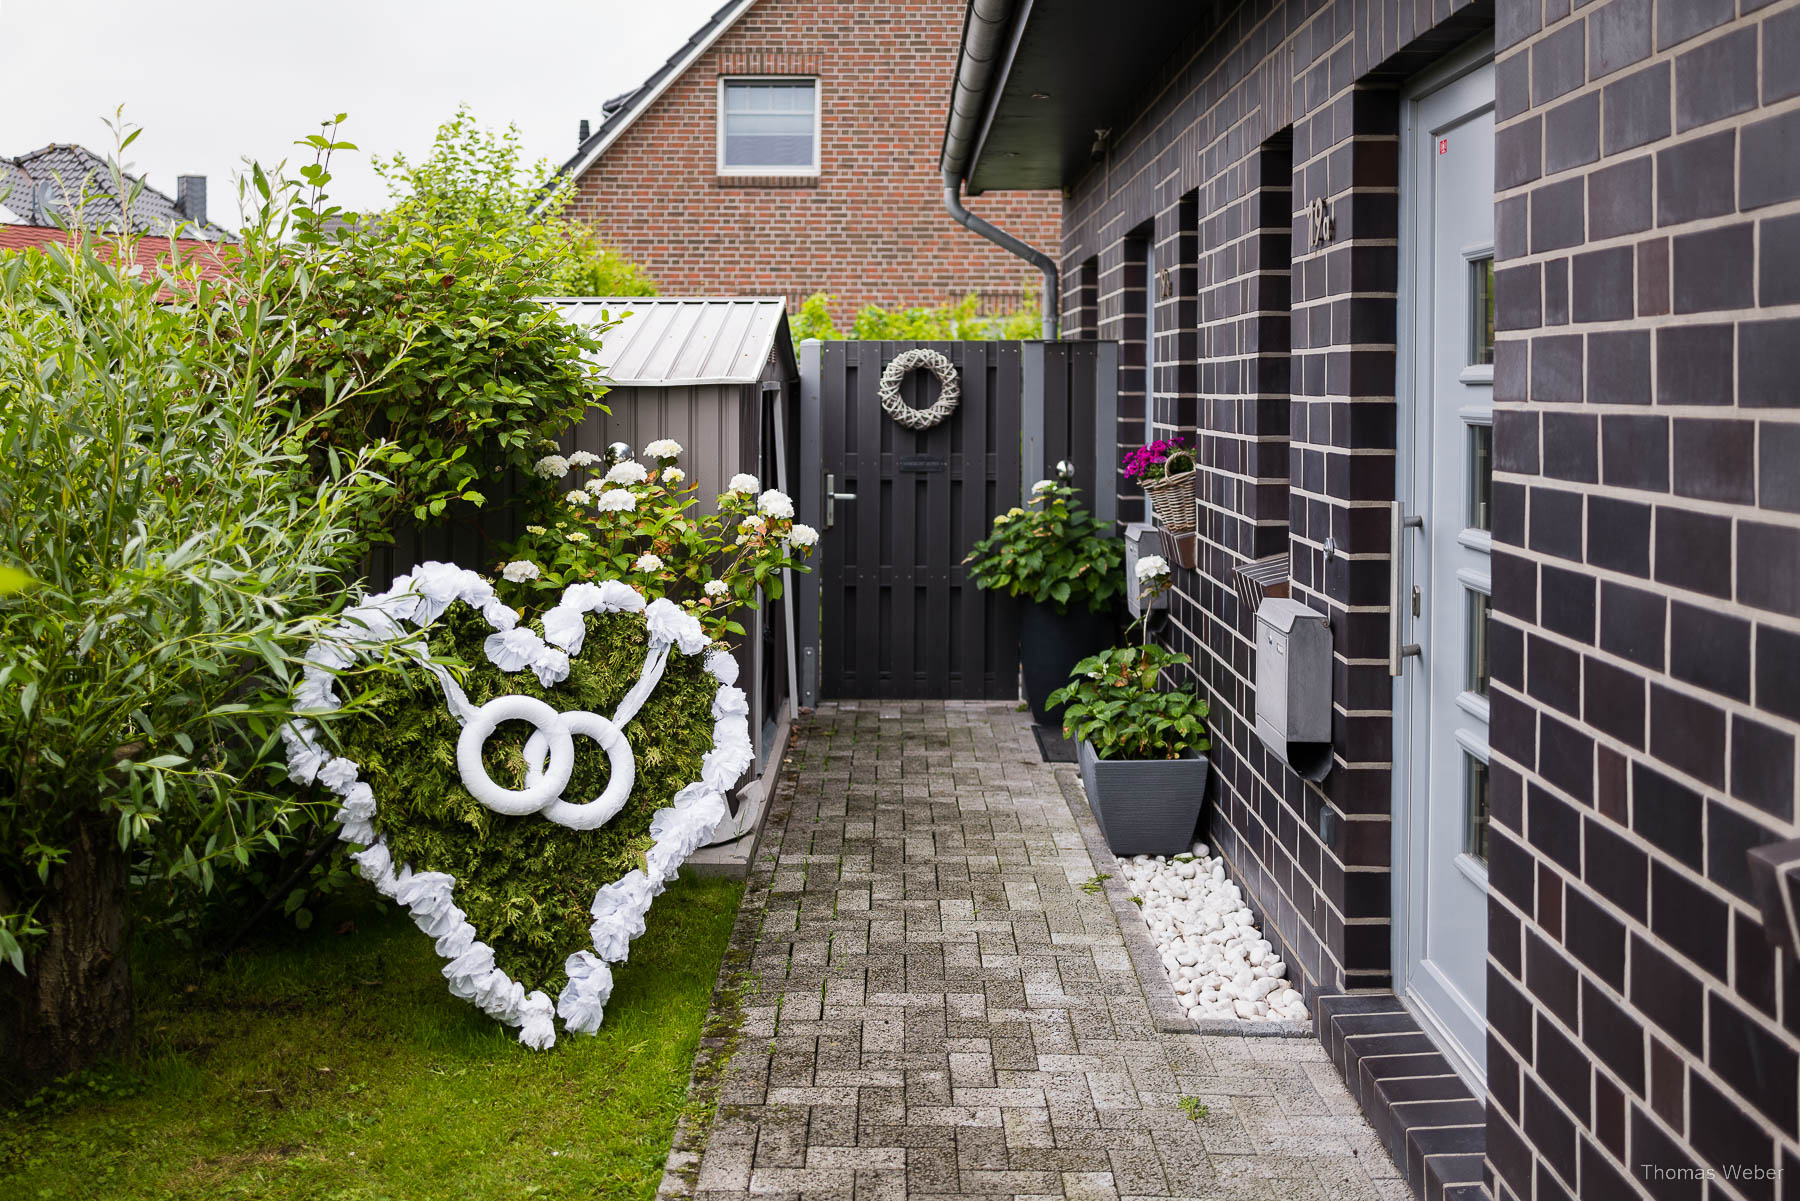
[279,563,750,1050]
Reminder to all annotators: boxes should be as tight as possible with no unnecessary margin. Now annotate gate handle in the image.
[825,472,857,530]
[1389,503,1424,677]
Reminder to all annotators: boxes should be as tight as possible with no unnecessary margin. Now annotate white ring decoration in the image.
[522,711,636,831]
[457,696,576,816]
[280,563,747,1050]
[878,348,960,430]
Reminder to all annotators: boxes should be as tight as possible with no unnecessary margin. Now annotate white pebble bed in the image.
[1119,845,1309,1023]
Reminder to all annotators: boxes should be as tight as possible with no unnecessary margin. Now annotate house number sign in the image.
[1306,197,1335,249]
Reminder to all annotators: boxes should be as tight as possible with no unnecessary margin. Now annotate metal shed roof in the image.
[547,296,793,386]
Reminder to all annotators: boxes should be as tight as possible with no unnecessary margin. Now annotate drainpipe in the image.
[941,0,1059,339]
[943,171,1059,340]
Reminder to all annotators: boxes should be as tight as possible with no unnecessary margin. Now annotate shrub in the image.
[963,479,1124,614]
[269,111,617,531]
[792,288,1043,340]
[0,139,392,1085]
[499,445,816,640]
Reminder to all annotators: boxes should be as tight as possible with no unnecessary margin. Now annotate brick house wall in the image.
[1487,1,1800,1197]
[565,0,1059,325]
[1054,0,1800,1195]
[1062,0,1492,1007]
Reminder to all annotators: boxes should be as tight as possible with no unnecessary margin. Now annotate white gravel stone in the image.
[1120,848,1309,1023]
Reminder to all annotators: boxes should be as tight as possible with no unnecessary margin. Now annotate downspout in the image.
[941,0,1059,339]
[944,171,1059,340]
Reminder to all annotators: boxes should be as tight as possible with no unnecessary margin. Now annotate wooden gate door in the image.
[804,341,1022,700]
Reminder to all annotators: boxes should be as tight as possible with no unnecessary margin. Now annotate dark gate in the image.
[797,340,1118,701]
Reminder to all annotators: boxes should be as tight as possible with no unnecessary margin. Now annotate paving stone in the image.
[659,702,1393,1201]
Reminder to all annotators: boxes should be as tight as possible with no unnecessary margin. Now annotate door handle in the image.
[1390,503,1424,677]
[824,472,857,530]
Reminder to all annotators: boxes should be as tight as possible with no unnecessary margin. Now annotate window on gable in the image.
[719,79,819,174]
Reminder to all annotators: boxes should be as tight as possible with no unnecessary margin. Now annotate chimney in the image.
[175,175,207,228]
[578,119,591,145]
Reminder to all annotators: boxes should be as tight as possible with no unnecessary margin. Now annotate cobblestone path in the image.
[664,701,1407,1201]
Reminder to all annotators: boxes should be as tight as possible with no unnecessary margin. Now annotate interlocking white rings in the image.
[455,695,637,830]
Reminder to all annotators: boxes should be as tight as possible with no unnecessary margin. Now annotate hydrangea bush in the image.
[499,443,816,638]
[963,479,1123,615]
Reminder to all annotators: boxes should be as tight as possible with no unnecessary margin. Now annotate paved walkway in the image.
[664,701,1406,1201]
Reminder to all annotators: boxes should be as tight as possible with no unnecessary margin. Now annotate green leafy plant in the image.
[963,479,1124,614]
[1178,1096,1209,1122]
[272,111,615,531]
[1046,644,1211,761]
[0,120,394,1084]
[1079,873,1112,895]
[791,288,1042,341]
[495,445,815,640]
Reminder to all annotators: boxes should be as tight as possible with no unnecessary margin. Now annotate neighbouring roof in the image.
[548,296,793,386]
[559,0,759,183]
[0,144,230,240]
[0,225,234,297]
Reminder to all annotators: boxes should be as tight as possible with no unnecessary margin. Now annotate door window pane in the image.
[1469,256,1495,365]
[1468,423,1492,531]
[1466,590,1491,697]
[1464,754,1490,861]
[722,81,817,170]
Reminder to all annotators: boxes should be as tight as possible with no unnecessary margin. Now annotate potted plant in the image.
[1122,437,1196,534]
[964,478,1123,724]
[1048,558,1211,854]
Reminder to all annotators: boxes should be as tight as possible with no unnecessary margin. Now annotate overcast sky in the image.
[0,0,724,226]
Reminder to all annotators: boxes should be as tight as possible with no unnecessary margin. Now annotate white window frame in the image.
[716,76,822,177]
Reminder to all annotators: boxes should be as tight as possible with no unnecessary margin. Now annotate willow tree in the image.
[0,138,388,1085]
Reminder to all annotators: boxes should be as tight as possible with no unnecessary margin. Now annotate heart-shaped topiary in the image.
[280,563,750,1048]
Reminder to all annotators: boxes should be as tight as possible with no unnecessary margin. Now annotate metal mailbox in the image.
[1254,597,1333,781]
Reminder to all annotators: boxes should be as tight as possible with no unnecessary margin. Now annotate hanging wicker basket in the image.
[1141,449,1197,533]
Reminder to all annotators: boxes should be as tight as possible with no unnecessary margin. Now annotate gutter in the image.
[940,0,1060,339]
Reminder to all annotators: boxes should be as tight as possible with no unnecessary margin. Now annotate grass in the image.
[1,875,745,1201]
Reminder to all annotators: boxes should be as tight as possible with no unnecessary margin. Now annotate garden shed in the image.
[550,296,801,846]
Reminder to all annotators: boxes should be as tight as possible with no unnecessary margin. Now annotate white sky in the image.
[0,0,724,227]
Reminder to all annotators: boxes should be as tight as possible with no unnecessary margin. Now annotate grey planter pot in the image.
[1077,740,1210,857]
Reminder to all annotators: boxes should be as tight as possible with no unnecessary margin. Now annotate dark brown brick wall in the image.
[566,0,1060,325]
[1488,1,1800,1198]
[1062,0,1492,1004]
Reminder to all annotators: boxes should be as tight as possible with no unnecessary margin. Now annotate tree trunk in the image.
[0,811,132,1091]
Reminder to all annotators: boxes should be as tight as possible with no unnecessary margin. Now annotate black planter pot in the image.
[1019,601,1116,726]
[1077,740,1211,856]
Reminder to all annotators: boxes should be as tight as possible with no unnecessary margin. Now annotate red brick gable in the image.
[565,0,1061,325]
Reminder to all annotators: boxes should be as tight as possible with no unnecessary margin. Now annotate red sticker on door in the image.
[1438,138,1449,155]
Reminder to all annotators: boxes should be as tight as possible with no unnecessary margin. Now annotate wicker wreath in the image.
[878,349,961,430]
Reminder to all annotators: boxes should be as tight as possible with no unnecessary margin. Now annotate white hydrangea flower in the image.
[525,524,547,535]
[566,450,600,468]
[788,523,819,549]
[501,560,540,583]
[605,459,648,485]
[633,553,665,572]
[644,438,683,460]
[757,489,795,520]
[534,455,570,479]
[661,466,686,484]
[704,579,730,598]
[566,531,590,543]
[564,490,590,506]
[726,472,759,495]
[1135,555,1171,582]
[595,489,637,512]
[1031,479,1054,494]
[743,515,767,532]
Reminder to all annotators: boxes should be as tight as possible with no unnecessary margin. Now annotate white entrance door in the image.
[1394,47,1495,1090]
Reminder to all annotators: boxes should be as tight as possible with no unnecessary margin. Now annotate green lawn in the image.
[1,875,745,1201]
